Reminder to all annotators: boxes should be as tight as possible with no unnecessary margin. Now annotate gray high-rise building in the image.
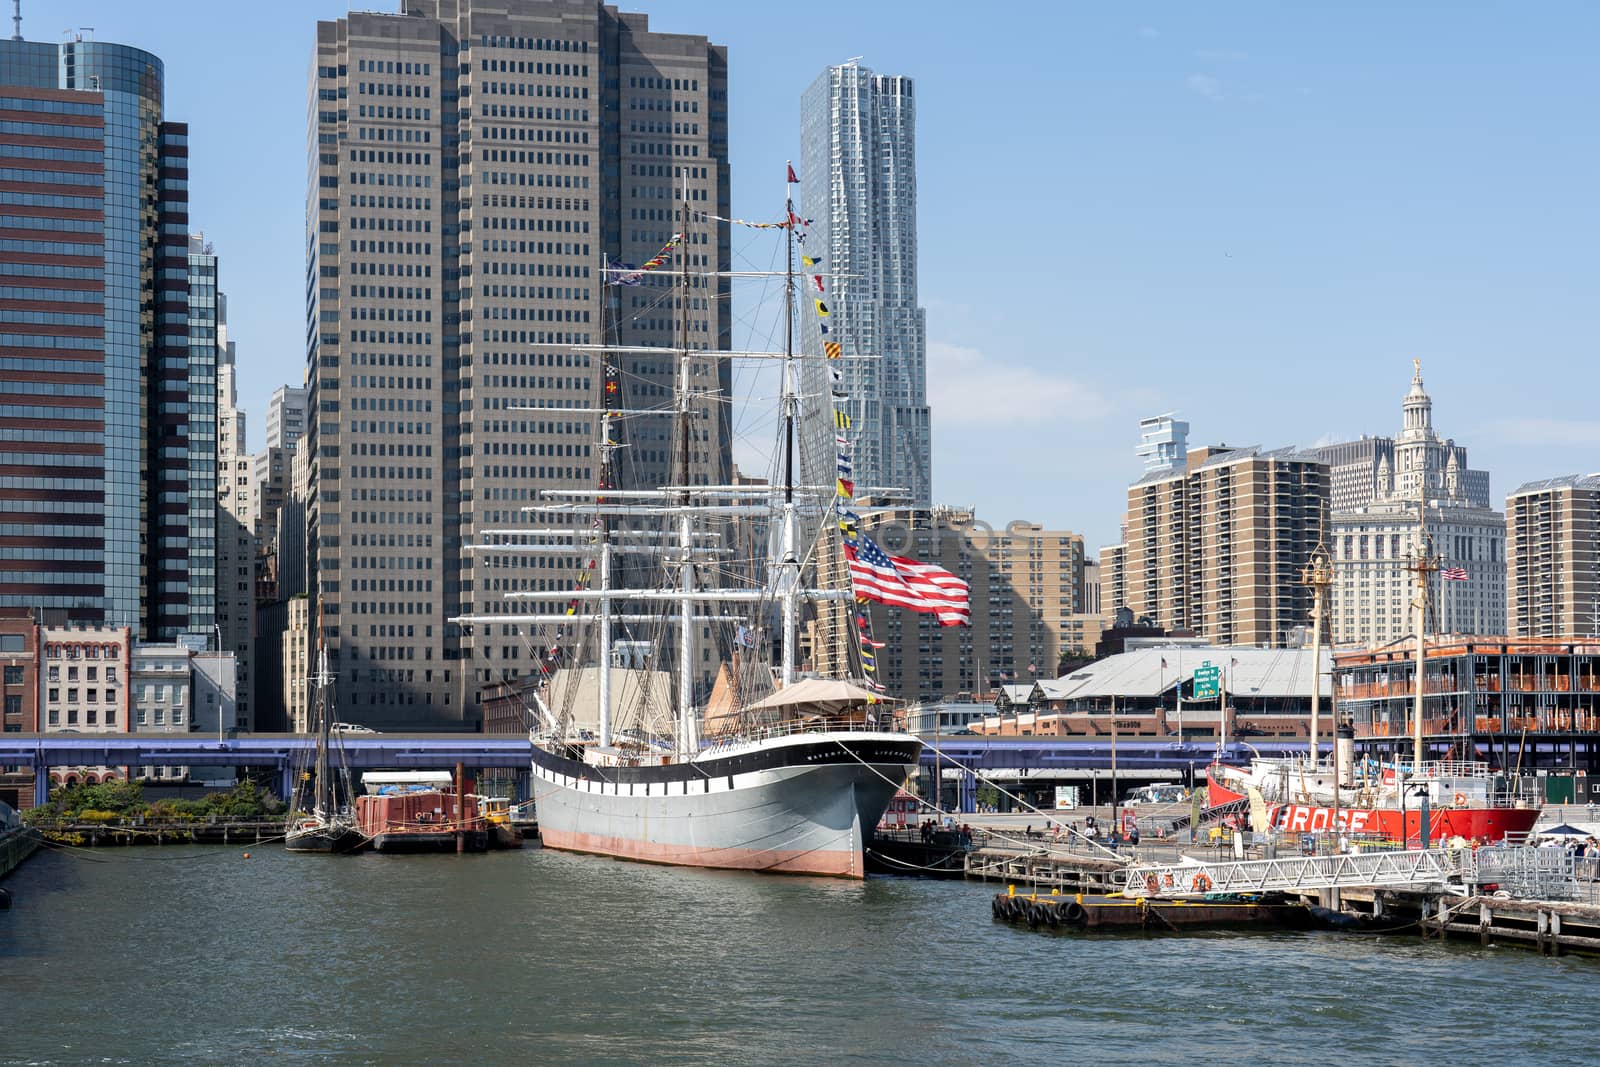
[800,62,930,505]
[308,0,731,729]
[265,385,307,452]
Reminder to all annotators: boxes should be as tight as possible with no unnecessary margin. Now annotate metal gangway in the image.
[1165,796,1247,833]
[1123,847,1480,899]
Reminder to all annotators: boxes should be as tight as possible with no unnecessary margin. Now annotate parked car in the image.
[330,722,378,734]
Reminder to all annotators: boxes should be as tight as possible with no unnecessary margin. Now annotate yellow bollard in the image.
[1050,888,1059,896]
[1007,884,1015,897]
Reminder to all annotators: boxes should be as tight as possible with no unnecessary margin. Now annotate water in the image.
[4,842,1599,1065]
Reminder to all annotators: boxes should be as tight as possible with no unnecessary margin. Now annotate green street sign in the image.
[1193,661,1220,700]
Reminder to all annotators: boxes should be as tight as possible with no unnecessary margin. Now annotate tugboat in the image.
[284,646,362,853]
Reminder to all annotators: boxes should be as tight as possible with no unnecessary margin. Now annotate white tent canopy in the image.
[746,678,893,714]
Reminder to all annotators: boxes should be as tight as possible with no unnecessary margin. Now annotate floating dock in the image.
[992,889,1311,932]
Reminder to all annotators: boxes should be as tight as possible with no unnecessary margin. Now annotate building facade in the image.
[1507,474,1600,639]
[1121,439,1329,648]
[0,609,39,808]
[799,62,930,506]
[307,0,732,729]
[813,508,1086,703]
[1336,638,1600,787]
[0,35,215,641]
[215,296,256,729]
[1323,365,1505,648]
[265,384,308,452]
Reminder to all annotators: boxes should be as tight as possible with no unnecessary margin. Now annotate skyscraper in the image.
[1318,364,1505,647]
[265,385,308,453]
[1120,436,1329,648]
[308,0,731,728]
[0,33,209,641]
[1507,474,1600,639]
[800,62,930,506]
[215,289,256,730]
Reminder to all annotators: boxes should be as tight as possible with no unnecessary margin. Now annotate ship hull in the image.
[284,822,362,854]
[1206,770,1540,843]
[532,733,921,878]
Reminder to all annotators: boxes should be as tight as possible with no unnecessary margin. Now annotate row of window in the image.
[356,59,432,75]
[0,165,100,186]
[357,104,431,121]
[0,119,102,141]
[0,94,102,116]
[0,144,100,164]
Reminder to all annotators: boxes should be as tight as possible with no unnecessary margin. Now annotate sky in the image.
[30,0,1600,553]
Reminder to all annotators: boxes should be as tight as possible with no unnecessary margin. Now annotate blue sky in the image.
[39,0,1599,552]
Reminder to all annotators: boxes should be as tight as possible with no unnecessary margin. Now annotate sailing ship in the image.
[1206,525,1540,845]
[285,646,362,853]
[454,171,925,877]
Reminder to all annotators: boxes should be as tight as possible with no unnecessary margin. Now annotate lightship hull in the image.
[532,732,921,878]
[1206,769,1539,843]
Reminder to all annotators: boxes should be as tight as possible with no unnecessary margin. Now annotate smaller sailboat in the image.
[285,646,362,853]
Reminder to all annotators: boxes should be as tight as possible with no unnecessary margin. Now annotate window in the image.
[2,665,21,685]
[47,665,58,682]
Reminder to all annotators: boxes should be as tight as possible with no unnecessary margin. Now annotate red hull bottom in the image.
[541,828,864,878]
[1207,776,1540,843]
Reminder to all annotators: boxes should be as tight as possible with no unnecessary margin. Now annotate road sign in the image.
[1193,661,1221,700]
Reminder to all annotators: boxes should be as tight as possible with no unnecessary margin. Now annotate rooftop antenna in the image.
[11,0,20,41]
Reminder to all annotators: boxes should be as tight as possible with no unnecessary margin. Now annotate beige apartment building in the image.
[307,0,732,728]
[811,508,1087,703]
[1114,443,1329,648]
[1507,474,1600,638]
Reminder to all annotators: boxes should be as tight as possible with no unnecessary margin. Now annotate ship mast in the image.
[779,163,800,686]
[675,174,696,753]
[1301,545,1332,770]
[313,645,332,818]
[1409,473,1438,772]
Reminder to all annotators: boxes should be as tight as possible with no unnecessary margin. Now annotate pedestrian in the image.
[1129,825,1140,847]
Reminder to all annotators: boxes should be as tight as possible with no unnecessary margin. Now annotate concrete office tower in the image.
[215,295,256,731]
[1507,474,1600,638]
[308,0,731,728]
[811,508,1086,703]
[800,62,930,506]
[265,385,308,452]
[1122,439,1329,648]
[0,35,205,639]
[1322,365,1505,647]
[254,384,308,580]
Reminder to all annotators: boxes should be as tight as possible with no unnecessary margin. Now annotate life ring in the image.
[1453,792,1466,806]
[1163,872,1176,889]
[1191,872,1214,893]
[1144,873,1161,895]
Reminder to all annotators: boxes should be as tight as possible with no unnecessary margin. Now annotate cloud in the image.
[1185,74,1223,100]
[1194,49,1248,61]
[927,341,1118,427]
[1489,417,1600,448]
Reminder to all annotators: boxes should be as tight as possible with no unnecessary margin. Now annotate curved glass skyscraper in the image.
[0,34,209,641]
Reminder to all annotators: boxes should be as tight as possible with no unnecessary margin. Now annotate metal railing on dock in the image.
[1124,847,1478,899]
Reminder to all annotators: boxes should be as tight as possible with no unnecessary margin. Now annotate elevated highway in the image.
[0,733,534,807]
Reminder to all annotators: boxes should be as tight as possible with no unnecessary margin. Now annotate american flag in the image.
[844,533,971,626]
[1442,566,1468,581]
